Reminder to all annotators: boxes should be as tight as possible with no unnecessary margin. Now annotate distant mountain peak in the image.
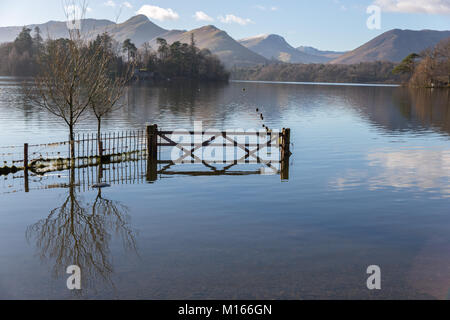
[204,25,218,29]
[265,34,284,40]
[239,34,270,41]
[148,25,267,68]
[239,33,332,64]
[125,14,150,24]
[196,25,221,32]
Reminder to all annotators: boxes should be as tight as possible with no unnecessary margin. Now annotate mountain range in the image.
[0,15,449,68]
[0,19,113,43]
[296,46,347,60]
[330,29,450,64]
[238,34,334,63]
[147,25,268,67]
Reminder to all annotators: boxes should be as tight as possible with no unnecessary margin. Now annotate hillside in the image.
[148,25,268,68]
[331,29,450,64]
[0,19,114,43]
[91,15,167,47]
[296,46,346,60]
[238,34,329,63]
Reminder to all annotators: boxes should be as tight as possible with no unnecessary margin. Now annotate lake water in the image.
[1,77,450,299]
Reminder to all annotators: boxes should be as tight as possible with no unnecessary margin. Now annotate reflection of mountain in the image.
[26,167,137,292]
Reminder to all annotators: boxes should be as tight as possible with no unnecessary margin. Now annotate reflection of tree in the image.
[26,167,138,291]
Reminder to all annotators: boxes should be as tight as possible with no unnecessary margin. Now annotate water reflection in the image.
[330,147,450,197]
[26,167,138,292]
[342,86,450,135]
[2,78,450,299]
[1,78,450,144]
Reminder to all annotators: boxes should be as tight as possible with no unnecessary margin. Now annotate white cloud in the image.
[374,0,450,15]
[136,5,180,21]
[194,11,214,22]
[255,5,278,11]
[104,0,116,7]
[122,2,133,8]
[218,14,253,25]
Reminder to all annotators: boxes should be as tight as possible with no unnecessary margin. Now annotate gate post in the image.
[24,143,29,192]
[147,124,158,161]
[146,124,158,182]
[283,128,291,159]
[281,129,291,181]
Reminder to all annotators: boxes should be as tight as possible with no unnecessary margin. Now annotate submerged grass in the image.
[0,165,22,175]
[0,150,145,176]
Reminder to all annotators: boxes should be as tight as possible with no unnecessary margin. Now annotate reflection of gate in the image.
[145,124,291,182]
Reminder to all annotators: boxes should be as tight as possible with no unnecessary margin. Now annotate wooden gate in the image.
[145,124,291,182]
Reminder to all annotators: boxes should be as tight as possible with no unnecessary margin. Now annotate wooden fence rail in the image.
[1,124,292,192]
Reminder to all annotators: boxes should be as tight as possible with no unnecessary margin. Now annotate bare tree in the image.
[27,1,108,159]
[434,38,450,85]
[88,33,134,150]
[90,67,132,145]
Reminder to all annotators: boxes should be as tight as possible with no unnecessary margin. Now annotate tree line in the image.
[0,27,229,82]
[127,35,229,81]
[0,26,43,76]
[393,37,450,88]
[231,61,408,84]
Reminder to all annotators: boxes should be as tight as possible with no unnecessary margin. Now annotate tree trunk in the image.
[97,117,102,155]
[69,124,75,161]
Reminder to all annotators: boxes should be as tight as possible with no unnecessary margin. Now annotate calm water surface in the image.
[0,77,450,299]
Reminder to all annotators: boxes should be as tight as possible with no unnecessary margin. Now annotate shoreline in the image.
[231,80,401,87]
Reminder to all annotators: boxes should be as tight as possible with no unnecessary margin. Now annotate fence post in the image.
[24,143,29,192]
[146,124,158,182]
[147,124,158,161]
[281,129,291,181]
[282,128,291,160]
[24,143,28,170]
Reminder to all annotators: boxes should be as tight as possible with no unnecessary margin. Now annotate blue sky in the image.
[0,0,449,51]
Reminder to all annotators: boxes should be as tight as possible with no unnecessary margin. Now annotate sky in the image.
[0,0,449,51]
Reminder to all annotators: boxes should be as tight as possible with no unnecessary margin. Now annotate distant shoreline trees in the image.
[231,61,408,84]
[390,38,450,88]
[0,29,230,82]
[0,26,42,76]
[136,35,230,82]
[408,38,450,88]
